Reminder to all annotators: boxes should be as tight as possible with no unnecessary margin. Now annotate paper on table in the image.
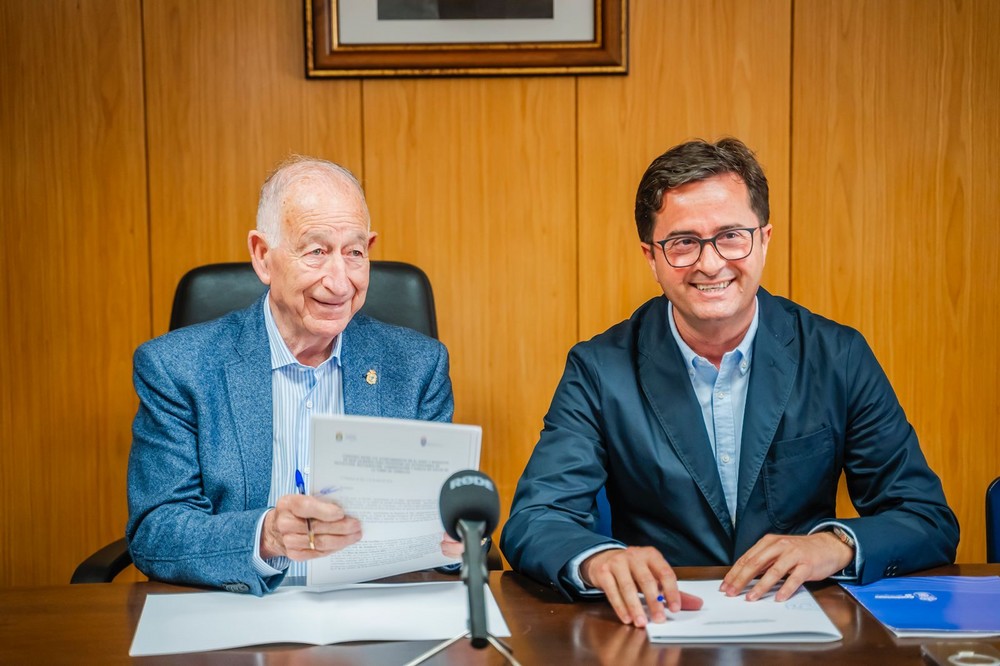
[130,581,510,656]
[645,580,842,643]
[307,415,481,587]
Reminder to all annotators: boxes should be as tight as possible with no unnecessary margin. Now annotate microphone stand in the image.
[404,519,520,666]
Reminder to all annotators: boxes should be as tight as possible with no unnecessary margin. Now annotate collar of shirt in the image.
[667,297,759,376]
[263,292,343,371]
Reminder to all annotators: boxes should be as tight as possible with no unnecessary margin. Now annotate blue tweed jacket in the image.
[126,295,453,594]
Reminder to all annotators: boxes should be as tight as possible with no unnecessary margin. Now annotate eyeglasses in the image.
[651,227,761,268]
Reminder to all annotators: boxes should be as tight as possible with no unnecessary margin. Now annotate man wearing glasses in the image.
[501,138,958,627]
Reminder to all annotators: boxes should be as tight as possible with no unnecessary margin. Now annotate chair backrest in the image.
[169,261,438,338]
[988,476,1000,564]
[595,486,612,538]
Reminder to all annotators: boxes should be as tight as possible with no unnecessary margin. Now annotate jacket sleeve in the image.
[126,343,284,595]
[500,346,623,599]
[418,342,454,423]
[837,331,959,583]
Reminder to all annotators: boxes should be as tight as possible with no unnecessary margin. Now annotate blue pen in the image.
[295,469,315,550]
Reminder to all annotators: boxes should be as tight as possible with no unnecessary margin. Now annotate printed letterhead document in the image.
[130,581,510,656]
[306,415,481,587]
[841,576,1000,638]
[645,580,842,643]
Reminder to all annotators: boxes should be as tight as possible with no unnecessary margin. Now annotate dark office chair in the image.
[169,261,438,337]
[71,260,439,583]
[988,476,1000,564]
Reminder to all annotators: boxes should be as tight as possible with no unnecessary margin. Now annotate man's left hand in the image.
[440,534,463,558]
[720,532,854,601]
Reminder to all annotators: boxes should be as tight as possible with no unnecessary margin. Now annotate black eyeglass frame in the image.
[650,226,764,268]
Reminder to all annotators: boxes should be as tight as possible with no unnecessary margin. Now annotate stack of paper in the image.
[130,581,509,656]
[842,576,1000,638]
[645,580,842,643]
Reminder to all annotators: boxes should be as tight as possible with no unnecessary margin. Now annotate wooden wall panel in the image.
[361,78,578,533]
[4,0,996,589]
[577,0,792,340]
[793,0,1000,562]
[0,0,148,585]
[143,0,363,333]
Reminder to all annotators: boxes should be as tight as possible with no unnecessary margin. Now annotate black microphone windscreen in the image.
[439,470,500,541]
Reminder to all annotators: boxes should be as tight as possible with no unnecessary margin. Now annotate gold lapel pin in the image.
[365,369,378,385]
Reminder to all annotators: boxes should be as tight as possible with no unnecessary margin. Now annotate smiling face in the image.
[641,173,771,348]
[249,172,376,366]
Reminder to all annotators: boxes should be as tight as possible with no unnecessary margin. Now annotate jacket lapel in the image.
[225,296,274,509]
[735,290,798,524]
[341,317,382,417]
[637,298,734,535]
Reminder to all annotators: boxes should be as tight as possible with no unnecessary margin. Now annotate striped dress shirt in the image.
[252,293,343,582]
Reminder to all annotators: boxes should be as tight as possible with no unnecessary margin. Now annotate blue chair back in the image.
[988,476,1000,564]
[595,486,613,538]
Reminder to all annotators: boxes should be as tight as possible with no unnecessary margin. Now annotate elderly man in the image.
[127,156,458,594]
[501,138,958,626]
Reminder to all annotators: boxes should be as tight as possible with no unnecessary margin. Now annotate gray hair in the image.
[256,155,369,245]
[634,138,770,243]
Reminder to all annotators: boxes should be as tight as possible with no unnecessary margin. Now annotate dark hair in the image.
[633,138,770,243]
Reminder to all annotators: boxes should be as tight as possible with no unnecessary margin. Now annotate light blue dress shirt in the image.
[668,300,756,524]
[252,293,344,582]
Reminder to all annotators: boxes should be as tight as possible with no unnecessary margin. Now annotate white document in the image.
[130,581,510,657]
[307,415,481,587]
[645,580,842,643]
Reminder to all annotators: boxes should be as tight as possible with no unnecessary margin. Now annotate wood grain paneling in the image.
[793,0,1000,562]
[4,0,996,589]
[143,0,363,333]
[0,0,148,585]
[361,78,578,533]
[577,0,793,340]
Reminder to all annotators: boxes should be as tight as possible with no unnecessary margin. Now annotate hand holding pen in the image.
[294,469,315,550]
[258,478,362,561]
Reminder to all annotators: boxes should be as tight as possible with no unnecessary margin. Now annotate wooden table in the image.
[1,565,997,664]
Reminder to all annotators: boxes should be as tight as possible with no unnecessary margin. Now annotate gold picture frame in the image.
[305,0,627,78]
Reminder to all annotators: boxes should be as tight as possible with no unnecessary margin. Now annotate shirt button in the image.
[716,392,727,399]
[306,400,313,409]
[721,454,731,464]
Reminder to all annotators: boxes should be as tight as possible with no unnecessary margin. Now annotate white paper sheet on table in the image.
[307,415,481,586]
[130,581,510,656]
[645,580,842,643]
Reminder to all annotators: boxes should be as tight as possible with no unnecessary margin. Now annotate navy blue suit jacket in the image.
[126,295,453,595]
[500,290,957,597]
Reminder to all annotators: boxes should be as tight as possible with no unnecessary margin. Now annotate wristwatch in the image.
[831,526,856,549]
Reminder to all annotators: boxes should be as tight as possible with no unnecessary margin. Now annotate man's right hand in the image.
[260,493,362,561]
[580,546,703,627]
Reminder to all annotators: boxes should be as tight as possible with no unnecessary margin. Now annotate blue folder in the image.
[842,576,1000,637]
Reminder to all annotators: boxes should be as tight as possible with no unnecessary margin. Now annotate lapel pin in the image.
[365,369,378,385]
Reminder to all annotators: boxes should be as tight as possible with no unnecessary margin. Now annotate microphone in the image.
[439,470,500,649]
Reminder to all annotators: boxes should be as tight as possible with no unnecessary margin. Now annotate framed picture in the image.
[305,0,627,78]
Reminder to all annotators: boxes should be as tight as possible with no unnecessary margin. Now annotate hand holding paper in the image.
[306,415,481,586]
[721,532,854,602]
